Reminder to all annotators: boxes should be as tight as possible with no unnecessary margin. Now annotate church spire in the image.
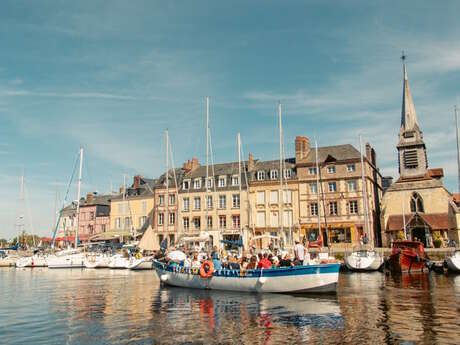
[401,53,419,132]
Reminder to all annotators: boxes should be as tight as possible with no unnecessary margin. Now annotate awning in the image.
[54,235,90,242]
[90,230,132,241]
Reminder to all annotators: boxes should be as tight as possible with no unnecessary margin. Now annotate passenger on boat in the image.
[247,255,257,269]
[257,253,272,269]
[212,251,222,270]
[228,255,240,270]
[183,255,192,268]
[279,253,294,267]
[191,253,201,269]
[294,241,306,265]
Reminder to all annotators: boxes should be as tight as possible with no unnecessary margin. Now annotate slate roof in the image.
[301,144,361,164]
[386,213,449,231]
[80,194,111,207]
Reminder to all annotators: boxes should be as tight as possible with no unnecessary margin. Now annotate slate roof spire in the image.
[401,52,419,132]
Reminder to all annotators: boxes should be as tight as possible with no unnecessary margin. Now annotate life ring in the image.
[199,261,214,279]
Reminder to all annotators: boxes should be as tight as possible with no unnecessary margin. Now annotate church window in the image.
[410,192,424,213]
[403,150,418,169]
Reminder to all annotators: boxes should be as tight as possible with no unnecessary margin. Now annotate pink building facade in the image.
[78,193,110,242]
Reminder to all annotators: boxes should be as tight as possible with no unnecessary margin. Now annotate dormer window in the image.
[206,177,213,189]
[347,164,356,172]
[232,175,239,186]
[283,168,292,179]
[270,169,279,180]
[193,179,201,189]
[327,166,336,174]
[218,176,226,187]
[183,180,190,190]
[257,171,265,181]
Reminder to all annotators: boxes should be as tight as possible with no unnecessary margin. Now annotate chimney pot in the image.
[295,136,311,162]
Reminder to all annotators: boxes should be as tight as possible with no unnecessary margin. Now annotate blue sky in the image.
[1,1,460,239]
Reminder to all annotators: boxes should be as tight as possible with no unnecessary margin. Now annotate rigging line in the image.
[239,137,251,234]
[23,180,36,247]
[168,138,181,241]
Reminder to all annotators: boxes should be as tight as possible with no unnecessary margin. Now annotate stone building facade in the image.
[77,192,110,242]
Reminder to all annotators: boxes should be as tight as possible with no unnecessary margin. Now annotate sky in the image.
[1,1,460,239]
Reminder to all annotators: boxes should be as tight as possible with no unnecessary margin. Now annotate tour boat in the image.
[126,256,153,270]
[445,250,460,273]
[345,249,383,272]
[47,248,85,269]
[83,253,111,268]
[15,253,48,268]
[386,240,427,273]
[154,260,340,293]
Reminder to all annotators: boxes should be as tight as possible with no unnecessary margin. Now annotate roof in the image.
[401,62,419,132]
[154,168,186,189]
[386,213,449,231]
[80,194,111,207]
[186,161,249,179]
[300,144,361,165]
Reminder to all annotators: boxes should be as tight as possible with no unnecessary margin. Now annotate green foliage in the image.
[0,238,8,247]
[433,238,443,248]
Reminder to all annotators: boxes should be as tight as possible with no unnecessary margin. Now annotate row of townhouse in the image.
[55,134,383,250]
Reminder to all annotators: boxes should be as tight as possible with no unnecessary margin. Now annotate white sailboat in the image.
[83,252,111,268]
[48,148,85,269]
[345,135,383,271]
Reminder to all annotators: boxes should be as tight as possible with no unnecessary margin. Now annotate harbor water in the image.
[1,268,459,344]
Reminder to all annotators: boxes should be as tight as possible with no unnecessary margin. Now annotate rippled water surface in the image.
[1,268,459,344]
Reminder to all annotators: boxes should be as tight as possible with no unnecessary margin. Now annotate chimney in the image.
[295,136,310,162]
[191,157,200,171]
[87,192,93,204]
[248,153,254,171]
[133,175,142,189]
[365,142,372,163]
[186,159,191,171]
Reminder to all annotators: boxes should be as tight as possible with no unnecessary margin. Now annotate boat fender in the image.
[160,274,169,282]
[192,267,199,275]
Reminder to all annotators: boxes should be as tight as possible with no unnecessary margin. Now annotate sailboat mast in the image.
[455,104,460,194]
[278,101,284,245]
[53,178,58,235]
[206,96,209,233]
[359,135,371,245]
[18,174,24,245]
[238,133,242,237]
[315,138,321,242]
[165,129,169,246]
[75,147,83,249]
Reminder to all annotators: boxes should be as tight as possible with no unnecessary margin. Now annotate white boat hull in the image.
[446,252,460,272]
[126,257,153,270]
[15,255,48,268]
[108,255,130,269]
[0,257,17,267]
[47,254,84,269]
[345,251,383,271]
[154,261,340,293]
[83,255,110,268]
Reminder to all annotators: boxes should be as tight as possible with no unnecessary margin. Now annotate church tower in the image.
[397,55,428,179]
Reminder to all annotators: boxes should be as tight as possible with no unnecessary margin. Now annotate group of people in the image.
[163,240,310,272]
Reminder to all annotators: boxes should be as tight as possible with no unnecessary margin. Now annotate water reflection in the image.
[1,268,460,344]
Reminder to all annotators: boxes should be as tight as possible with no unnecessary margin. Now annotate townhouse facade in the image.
[77,192,110,242]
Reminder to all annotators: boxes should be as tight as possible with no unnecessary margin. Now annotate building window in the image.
[309,167,317,175]
[347,180,357,192]
[183,180,190,190]
[329,227,352,244]
[193,217,201,230]
[194,197,201,210]
[139,216,147,227]
[90,212,95,220]
[232,194,240,208]
[169,194,175,205]
[329,201,338,215]
[169,213,175,225]
[328,182,337,192]
[327,166,336,174]
[159,195,164,206]
[115,217,121,229]
[284,168,292,179]
[158,213,164,225]
[142,201,147,213]
[101,224,106,232]
[207,216,212,228]
[124,217,131,229]
[183,217,189,231]
[219,215,226,229]
[207,196,213,209]
[193,179,201,189]
[232,215,240,229]
[257,171,265,181]
[207,178,213,189]
[349,200,358,214]
[218,176,226,187]
[283,190,292,204]
[183,198,190,212]
[310,203,318,216]
[309,183,318,194]
[256,212,266,226]
[257,191,265,205]
[219,195,226,209]
[270,190,278,204]
[232,176,239,186]
[283,210,293,227]
[270,211,279,227]
[347,164,356,172]
[270,169,279,180]
[410,192,424,213]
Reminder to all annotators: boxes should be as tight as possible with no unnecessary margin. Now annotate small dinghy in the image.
[445,250,460,273]
[386,240,427,274]
[154,260,340,293]
[345,249,383,272]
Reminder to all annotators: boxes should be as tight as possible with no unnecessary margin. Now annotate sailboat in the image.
[48,148,85,269]
[345,135,383,271]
